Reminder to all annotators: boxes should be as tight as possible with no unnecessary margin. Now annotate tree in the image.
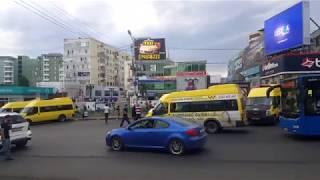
[18,76,30,87]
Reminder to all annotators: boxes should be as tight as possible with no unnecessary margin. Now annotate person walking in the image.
[0,115,13,161]
[104,104,110,124]
[132,104,136,121]
[120,104,130,127]
[135,104,142,120]
[82,105,88,120]
[116,105,120,120]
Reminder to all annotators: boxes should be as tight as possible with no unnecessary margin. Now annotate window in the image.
[85,49,88,54]
[57,105,73,111]
[171,100,238,113]
[153,103,168,115]
[95,90,102,96]
[281,87,300,118]
[40,106,57,112]
[154,120,169,128]
[130,119,154,129]
[305,84,320,116]
[21,107,38,116]
[112,91,119,96]
[12,108,23,113]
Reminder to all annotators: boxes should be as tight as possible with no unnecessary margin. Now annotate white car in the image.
[0,112,32,148]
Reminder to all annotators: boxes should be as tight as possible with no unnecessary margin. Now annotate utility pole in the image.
[128,30,138,104]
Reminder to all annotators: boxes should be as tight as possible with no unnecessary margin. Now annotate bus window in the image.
[305,88,320,115]
[281,88,300,118]
[22,107,39,116]
[153,103,168,115]
[171,100,238,113]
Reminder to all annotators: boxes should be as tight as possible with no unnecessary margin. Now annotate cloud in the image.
[0,0,319,77]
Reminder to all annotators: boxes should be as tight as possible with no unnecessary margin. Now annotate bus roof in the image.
[160,84,241,102]
[248,87,280,98]
[24,97,73,107]
[2,101,32,109]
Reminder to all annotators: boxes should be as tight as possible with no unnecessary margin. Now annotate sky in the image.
[0,0,319,77]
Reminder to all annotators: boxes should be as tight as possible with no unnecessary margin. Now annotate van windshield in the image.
[246,97,271,106]
[21,107,38,115]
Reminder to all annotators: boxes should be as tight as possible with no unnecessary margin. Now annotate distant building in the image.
[63,37,131,97]
[0,56,17,85]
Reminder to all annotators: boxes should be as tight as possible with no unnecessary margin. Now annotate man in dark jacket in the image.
[120,105,130,127]
[0,115,13,161]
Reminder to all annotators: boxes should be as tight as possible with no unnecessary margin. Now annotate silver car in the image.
[0,112,32,148]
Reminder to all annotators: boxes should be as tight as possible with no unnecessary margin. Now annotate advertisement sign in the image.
[261,54,320,77]
[264,1,310,55]
[176,72,207,91]
[134,38,166,60]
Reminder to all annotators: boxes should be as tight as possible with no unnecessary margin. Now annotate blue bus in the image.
[268,75,320,135]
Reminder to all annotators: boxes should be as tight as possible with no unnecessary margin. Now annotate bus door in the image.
[303,80,320,134]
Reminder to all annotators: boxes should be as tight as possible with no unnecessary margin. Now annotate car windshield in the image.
[246,97,271,106]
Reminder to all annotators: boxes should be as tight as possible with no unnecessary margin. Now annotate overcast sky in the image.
[0,0,319,76]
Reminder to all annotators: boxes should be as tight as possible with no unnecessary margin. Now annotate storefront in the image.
[0,86,56,106]
[240,65,260,87]
[260,53,320,84]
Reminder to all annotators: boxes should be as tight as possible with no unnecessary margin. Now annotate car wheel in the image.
[58,115,67,122]
[15,139,28,148]
[169,139,184,155]
[111,136,123,151]
[205,120,221,134]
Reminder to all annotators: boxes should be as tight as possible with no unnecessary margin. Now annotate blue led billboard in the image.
[264,1,310,56]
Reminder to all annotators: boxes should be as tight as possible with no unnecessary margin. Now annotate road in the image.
[1,119,320,180]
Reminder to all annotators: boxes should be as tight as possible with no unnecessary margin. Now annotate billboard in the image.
[134,38,166,60]
[264,1,310,56]
[261,53,320,77]
[176,71,207,91]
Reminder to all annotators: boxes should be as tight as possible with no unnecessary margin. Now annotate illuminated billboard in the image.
[264,1,310,56]
[134,38,166,60]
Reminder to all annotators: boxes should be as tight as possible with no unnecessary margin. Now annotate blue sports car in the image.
[106,116,207,155]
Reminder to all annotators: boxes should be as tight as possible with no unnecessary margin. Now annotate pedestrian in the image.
[0,115,13,161]
[82,105,88,120]
[104,103,110,124]
[132,104,136,121]
[135,103,142,120]
[116,105,120,120]
[120,104,130,127]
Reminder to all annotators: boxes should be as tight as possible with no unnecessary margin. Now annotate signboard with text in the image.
[261,53,320,77]
[264,1,310,55]
[134,38,166,60]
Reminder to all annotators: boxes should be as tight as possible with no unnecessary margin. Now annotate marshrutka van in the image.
[246,85,280,125]
[0,101,31,113]
[21,97,75,123]
[146,84,246,134]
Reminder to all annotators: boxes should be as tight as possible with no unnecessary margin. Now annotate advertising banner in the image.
[176,71,207,91]
[264,1,310,55]
[134,38,166,60]
[261,53,320,77]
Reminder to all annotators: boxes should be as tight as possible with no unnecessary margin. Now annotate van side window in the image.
[22,107,38,115]
[40,105,73,112]
[171,100,238,113]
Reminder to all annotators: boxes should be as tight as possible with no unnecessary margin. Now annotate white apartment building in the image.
[0,56,17,85]
[63,37,132,97]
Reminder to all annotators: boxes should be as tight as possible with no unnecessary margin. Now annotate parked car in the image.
[0,112,32,148]
[106,116,207,155]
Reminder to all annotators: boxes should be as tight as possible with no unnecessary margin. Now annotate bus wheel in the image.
[205,120,221,134]
[58,115,67,122]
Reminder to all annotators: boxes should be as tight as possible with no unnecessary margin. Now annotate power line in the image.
[22,0,92,38]
[14,0,81,37]
[168,47,243,51]
[47,1,104,39]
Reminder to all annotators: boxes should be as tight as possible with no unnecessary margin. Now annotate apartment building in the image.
[63,37,131,96]
[38,53,64,82]
[0,56,17,85]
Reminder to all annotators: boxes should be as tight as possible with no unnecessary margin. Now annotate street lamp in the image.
[128,29,138,103]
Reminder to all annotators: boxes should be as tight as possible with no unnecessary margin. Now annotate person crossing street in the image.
[0,115,13,161]
[120,104,130,127]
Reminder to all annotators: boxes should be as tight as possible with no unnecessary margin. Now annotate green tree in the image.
[18,76,30,86]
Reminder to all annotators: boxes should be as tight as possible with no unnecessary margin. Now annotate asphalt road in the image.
[1,119,320,180]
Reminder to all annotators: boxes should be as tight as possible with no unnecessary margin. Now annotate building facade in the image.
[0,56,17,85]
[38,53,64,82]
[63,38,130,97]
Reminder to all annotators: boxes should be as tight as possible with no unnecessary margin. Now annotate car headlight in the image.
[266,110,272,116]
